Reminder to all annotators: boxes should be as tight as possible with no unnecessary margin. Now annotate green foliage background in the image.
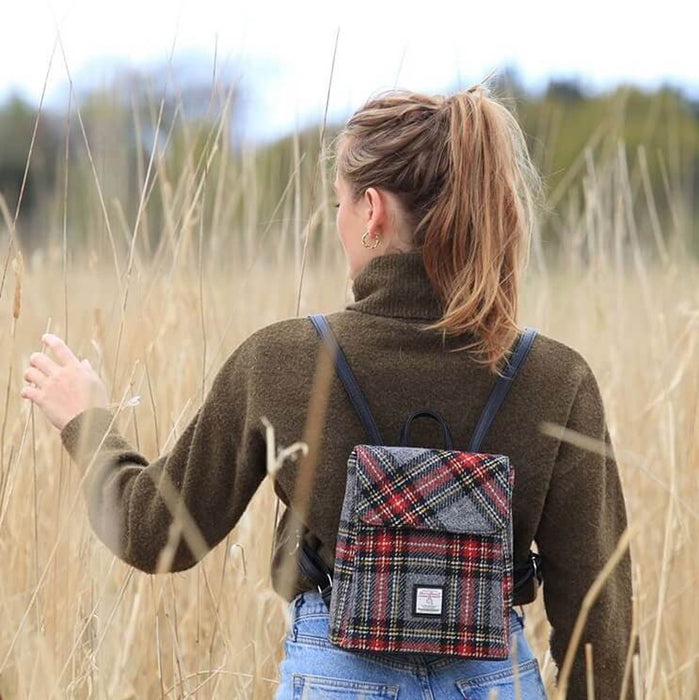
[1,66,697,265]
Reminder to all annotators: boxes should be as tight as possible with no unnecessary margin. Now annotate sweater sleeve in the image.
[59,338,267,574]
[535,362,635,699]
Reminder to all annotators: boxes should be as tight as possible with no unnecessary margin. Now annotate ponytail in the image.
[335,80,544,376]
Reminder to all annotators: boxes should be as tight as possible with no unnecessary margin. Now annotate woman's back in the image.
[249,251,633,697]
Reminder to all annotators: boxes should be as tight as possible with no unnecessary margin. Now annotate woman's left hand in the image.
[20,333,110,432]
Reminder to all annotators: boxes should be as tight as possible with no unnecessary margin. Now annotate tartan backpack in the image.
[298,313,542,659]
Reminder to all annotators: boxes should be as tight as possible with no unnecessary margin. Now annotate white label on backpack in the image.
[414,586,443,615]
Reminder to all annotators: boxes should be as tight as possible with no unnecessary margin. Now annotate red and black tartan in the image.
[327,444,514,659]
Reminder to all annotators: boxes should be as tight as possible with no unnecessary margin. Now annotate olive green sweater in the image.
[60,250,635,699]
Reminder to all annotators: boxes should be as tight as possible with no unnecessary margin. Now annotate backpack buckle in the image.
[316,571,333,593]
[532,553,540,579]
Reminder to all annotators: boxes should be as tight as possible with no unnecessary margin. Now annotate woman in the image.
[21,84,634,699]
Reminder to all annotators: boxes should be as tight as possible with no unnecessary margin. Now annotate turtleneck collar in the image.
[345,249,445,321]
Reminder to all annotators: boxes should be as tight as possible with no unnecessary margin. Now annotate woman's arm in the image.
[60,338,268,574]
[535,362,636,699]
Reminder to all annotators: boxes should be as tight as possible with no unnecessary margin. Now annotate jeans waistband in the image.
[288,590,526,633]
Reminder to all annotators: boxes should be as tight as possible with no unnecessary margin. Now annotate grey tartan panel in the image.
[354,446,511,534]
[436,497,499,534]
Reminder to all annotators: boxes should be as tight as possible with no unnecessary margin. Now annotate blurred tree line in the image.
[0,62,697,266]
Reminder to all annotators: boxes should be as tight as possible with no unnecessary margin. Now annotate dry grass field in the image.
[0,89,698,699]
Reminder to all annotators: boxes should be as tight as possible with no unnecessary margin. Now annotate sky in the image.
[1,0,698,144]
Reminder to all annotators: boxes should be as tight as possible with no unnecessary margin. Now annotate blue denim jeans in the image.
[275,590,548,699]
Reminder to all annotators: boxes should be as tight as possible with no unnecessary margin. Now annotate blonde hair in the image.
[333,79,545,377]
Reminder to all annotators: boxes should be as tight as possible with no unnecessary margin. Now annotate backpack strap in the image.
[308,314,385,445]
[302,318,542,607]
[468,327,538,453]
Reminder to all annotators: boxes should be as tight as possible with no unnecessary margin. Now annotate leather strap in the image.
[308,314,384,445]
[302,316,542,607]
[467,327,538,452]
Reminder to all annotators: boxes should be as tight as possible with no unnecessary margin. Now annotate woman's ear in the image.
[365,187,386,227]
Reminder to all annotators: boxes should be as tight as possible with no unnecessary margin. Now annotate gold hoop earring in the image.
[361,229,381,249]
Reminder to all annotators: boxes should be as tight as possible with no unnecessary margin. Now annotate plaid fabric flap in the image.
[355,444,511,534]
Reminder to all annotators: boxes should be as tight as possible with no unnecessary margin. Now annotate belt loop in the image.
[290,592,304,642]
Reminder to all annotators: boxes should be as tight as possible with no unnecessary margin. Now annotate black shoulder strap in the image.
[308,314,384,445]
[308,314,537,452]
[303,317,541,600]
[467,327,538,453]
